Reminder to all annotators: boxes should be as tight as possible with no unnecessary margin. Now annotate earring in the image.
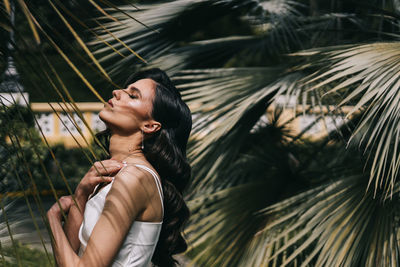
[141,129,144,150]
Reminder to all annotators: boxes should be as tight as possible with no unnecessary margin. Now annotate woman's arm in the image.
[48,165,154,267]
[62,160,124,252]
[62,192,87,252]
[48,196,80,267]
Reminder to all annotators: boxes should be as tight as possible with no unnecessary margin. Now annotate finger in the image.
[85,176,113,189]
[94,159,124,168]
[93,160,123,169]
[58,196,73,211]
[102,160,125,172]
[102,159,124,165]
[93,161,107,171]
[92,162,123,175]
[91,176,114,184]
[94,166,123,177]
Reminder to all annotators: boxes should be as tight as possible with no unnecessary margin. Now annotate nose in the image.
[112,89,121,99]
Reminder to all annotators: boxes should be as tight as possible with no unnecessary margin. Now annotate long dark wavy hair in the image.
[97,68,192,266]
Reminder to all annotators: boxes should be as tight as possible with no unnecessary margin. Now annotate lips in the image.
[108,100,113,107]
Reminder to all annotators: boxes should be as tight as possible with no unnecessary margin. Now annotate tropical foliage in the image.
[1,241,54,266]
[0,0,135,265]
[3,0,400,266]
[92,0,400,266]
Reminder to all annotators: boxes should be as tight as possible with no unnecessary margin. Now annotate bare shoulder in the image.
[80,166,154,266]
[117,164,153,182]
[107,165,156,204]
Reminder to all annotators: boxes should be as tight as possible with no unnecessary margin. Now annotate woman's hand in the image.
[47,195,81,266]
[47,195,74,221]
[75,160,124,200]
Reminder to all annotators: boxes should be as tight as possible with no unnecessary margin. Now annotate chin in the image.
[99,109,111,124]
[99,110,121,133]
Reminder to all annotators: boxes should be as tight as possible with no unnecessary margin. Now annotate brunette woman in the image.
[47,68,191,266]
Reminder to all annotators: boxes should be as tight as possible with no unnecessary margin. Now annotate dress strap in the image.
[122,162,164,216]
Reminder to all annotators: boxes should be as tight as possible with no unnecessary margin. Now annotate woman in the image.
[47,68,192,267]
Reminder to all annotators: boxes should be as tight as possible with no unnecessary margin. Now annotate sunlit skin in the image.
[47,78,163,267]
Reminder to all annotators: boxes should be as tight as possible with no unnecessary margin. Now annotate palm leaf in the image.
[16,0,40,44]
[186,116,302,266]
[3,0,11,14]
[251,172,400,267]
[0,1,147,263]
[92,0,306,78]
[150,36,262,74]
[185,110,398,266]
[91,0,198,76]
[173,68,301,191]
[48,0,111,82]
[292,42,400,197]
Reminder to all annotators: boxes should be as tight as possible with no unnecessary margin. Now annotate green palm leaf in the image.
[3,1,400,266]
[174,68,301,191]
[253,173,400,267]
[187,134,400,266]
[0,1,146,265]
[293,42,400,197]
[92,0,306,77]
[91,0,200,76]
[186,114,302,266]
[151,36,262,73]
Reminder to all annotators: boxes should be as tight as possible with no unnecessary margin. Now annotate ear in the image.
[142,120,161,134]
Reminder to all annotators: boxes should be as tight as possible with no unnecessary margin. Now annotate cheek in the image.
[98,101,152,132]
[127,101,151,119]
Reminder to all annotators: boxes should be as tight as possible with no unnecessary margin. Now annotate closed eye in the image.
[123,86,142,99]
[122,89,138,99]
[128,94,138,99]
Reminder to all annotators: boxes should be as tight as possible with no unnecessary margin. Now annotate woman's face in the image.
[99,78,157,134]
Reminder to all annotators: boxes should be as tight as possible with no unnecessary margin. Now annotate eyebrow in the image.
[126,86,142,97]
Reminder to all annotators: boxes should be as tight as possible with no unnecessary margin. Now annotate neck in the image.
[108,132,145,162]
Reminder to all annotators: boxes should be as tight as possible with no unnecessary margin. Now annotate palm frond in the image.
[174,68,301,191]
[250,173,400,267]
[0,0,145,260]
[294,42,400,197]
[187,138,400,266]
[186,117,302,266]
[91,0,200,76]
[92,0,307,77]
[247,0,306,51]
[150,36,261,74]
